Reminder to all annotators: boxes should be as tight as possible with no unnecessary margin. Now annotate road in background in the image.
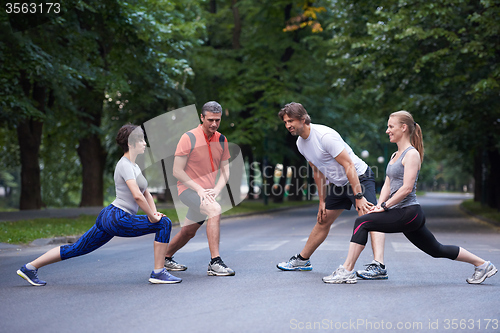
[1,193,499,333]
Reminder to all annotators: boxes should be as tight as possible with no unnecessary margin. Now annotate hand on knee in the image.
[201,202,222,217]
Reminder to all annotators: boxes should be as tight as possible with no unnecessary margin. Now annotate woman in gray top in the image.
[17,125,181,286]
[322,111,497,285]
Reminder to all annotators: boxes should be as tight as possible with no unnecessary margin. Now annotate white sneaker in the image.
[466,261,497,284]
[277,254,312,271]
[323,265,357,284]
[207,257,235,276]
[164,257,187,271]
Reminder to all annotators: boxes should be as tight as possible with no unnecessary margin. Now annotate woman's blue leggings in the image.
[60,205,171,260]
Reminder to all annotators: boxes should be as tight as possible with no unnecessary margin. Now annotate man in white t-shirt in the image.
[276,102,388,280]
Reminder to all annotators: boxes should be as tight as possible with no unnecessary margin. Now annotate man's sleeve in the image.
[321,133,345,158]
[175,133,191,157]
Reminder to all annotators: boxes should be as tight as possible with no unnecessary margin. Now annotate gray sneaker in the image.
[466,261,497,284]
[323,265,357,284]
[277,254,312,271]
[164,257,187,271]
[356,260,388,280]
[207,257,235,276]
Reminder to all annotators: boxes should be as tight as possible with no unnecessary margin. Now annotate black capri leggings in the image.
[350,205,459,260]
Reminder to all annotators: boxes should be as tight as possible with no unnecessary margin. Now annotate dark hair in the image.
[116,124,144,152]
[390,110,424,162]
[278,102,311,125]
[201,101,222,116]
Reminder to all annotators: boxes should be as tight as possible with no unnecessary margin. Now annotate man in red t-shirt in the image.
[164,101,235,276]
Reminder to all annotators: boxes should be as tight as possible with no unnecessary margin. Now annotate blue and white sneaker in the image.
[17,265,46,286]
[277,254,312,271]
[149,268,182,284]
[356,260,388,280]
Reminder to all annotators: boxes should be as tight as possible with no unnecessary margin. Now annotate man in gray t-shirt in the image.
[275,102,388,280]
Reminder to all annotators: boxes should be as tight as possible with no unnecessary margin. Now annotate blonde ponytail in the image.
[412,122,424,162]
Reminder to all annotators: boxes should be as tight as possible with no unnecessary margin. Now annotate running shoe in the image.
[466,261,497,284]
[17,265,46,286]
[356,260,388,280]
[207,257,235,276]
[164,257,187,271]
[277,254,312,271]
[323,265,357,284]
[149,268,182,284]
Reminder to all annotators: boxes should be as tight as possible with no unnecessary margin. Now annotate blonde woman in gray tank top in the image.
[323,111,497,285]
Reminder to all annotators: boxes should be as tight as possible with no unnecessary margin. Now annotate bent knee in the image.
[200,202,222,216]
[161,216,172,228]
[185,229,198,239]
[181,224,200,239]
[317,219,332,227]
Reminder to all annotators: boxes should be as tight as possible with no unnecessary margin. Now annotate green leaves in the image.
[325,0,500,205]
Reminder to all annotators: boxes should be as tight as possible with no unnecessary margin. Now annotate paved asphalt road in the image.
[1,193,499,333]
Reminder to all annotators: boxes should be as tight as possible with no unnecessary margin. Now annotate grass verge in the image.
[0,215,97,245]
[461,199,500,225]
[0,199,315,245]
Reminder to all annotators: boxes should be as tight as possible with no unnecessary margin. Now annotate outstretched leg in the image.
[301,209,343,258]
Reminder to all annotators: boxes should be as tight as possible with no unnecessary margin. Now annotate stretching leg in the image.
[301,209,343,258]
[343,242,366,271]
[455,248,485,266]
[166,220,201,257]
[369,231,385,264]
[32,224,113,269]
[200,201,222,259]
[404,224,460,260]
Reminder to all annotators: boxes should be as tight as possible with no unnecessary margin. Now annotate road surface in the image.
[0,193,499,332]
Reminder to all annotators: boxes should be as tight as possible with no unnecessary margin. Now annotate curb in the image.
[220,203,316,221]
[458,204,500,228]
[0,203,316,250]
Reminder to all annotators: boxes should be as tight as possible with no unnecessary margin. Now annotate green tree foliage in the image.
[0,0,204,208]
[187,0,370,201]
[327,0,500,209]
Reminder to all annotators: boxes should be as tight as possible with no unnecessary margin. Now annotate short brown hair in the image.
[278,102,311,124]
[116,124,144,152]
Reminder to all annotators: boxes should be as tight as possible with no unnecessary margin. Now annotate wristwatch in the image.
[381,202,389,211]
[354,192,363,200]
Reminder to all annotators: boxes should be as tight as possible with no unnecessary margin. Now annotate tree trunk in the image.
[16,79,47,210]
[77,87,107,207]
[273,155,289,203]
[209,0,216,14]
[241,144,256,199]
[17,118,43,210]
[473,150,482,202]
[487,147,500,211]
[288,159,305,201]
[231,0,241,50]
[77,135,106,206]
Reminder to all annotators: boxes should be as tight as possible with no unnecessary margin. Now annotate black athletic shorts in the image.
[178,188,207,225]
[325,167,377,211]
